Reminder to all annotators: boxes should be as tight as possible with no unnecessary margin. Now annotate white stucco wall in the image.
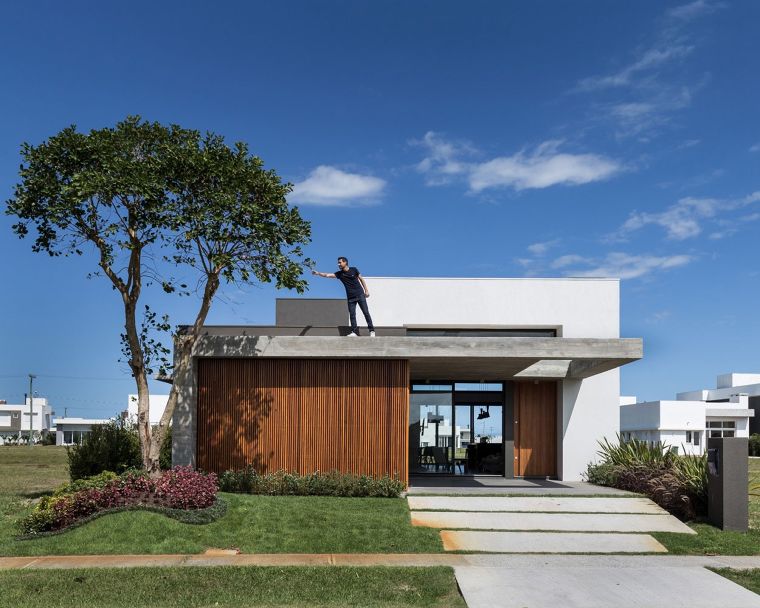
[365,277,620,338]
[561,371,620,479]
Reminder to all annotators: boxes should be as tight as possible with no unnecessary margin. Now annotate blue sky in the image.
[1,1,758,418]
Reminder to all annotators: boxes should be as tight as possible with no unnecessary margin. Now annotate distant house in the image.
[54,417,111,446]
[0,397,54,445]
[620,372,757,455]
[127,394,169,426]
[678,372,760,436]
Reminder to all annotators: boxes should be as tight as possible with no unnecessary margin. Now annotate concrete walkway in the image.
[407,477,635,495]
[408,494,694,554]
[412,511,693,533]
[408,496,665,513]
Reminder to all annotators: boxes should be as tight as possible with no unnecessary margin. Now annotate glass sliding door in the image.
[409,389,453,474]
[410,382,506,476]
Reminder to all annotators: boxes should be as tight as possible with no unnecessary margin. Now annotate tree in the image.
[6,116,312,472]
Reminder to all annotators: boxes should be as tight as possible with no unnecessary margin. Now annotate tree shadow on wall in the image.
[212,387,274,473]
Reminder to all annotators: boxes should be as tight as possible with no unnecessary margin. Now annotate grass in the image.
[653,457,760,555]
[0,447,442,556]
[712,568,760,596]
[0,566,466,608]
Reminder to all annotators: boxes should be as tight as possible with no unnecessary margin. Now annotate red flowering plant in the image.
[19,467,218,535]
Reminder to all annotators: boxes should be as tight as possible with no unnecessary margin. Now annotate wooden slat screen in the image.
[196,358,410,484]
[514,381,558,478]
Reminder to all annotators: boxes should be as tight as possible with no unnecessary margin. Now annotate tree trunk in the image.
[145,271,221,473]
[123,298,153,470]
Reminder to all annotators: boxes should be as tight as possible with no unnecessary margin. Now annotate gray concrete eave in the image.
[188,335,643,380]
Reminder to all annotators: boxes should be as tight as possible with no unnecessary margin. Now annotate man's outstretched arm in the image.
[312,270,336,278]
[358,274,370,297]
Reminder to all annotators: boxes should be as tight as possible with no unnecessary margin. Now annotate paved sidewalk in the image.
[2,553,760,570]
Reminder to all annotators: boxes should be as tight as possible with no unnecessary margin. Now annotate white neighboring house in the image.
[0,397,54,444]
[127,394,169,426]
[55,417,111,446]
[620,372,757,455]
[677,372,760,437]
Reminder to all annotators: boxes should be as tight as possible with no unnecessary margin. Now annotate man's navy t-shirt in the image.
[334,267,365,300]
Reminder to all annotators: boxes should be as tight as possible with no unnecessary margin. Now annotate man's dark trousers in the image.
[348,296,374,335]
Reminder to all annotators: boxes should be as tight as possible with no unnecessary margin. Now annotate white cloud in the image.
[573,2,718,140]
[562,252,694,280]
[614,191,760,241]
[410,131,476,186]
[551,254,589,269]
[290,166,386,206]
[646,310,672,324]
[413,134,621,193]
[668,1,724,21]
[750,142,760,153]
[469,141,621,192]
[527,239,560,256]
[576,45,694,92]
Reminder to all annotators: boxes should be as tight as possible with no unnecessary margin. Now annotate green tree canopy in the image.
[7,116,312,471]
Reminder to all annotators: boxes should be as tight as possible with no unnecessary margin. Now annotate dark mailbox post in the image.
[707,437,749,532]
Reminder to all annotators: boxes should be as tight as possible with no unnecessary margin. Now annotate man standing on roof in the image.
[312,257,376,337]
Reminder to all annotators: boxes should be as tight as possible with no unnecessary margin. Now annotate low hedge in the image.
[218,467,405,497]
[17,497,227,540]
[19,467,219,536]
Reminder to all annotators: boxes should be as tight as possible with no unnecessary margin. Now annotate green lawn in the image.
[712,568,760,596]
[653,457,760,555]
[0,566,466,608]
[0,447,442,556]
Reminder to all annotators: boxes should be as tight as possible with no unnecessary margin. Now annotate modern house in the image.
[620,372,757,456]
[54,417,111,445]
[0,397,54,445]
[172,277,643,484]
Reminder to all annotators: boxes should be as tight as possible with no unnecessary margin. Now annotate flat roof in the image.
[189,335,642,380]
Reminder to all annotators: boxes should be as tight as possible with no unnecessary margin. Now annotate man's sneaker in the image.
[346,332,357,337]
[369,331,376,337]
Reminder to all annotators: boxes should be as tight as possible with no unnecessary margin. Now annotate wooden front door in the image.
[514,381,557,477]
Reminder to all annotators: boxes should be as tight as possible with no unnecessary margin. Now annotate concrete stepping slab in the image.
[454,565,760,608]
[412,511,695,534]
[408,496,666,514]
[441,531,668,553]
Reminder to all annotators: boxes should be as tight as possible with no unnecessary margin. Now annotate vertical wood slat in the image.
[196,358,410,484]
[514,381,558,478]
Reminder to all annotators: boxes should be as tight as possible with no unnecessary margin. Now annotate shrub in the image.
[749,434,760,457]
[67,420,141,481]
[218,468,404,498]
[53,471,119,497]
[154,466,218,509]
[584,435,708,521]
[19,467,218,535]
[159,426,172,470]
[584,461,619,486]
